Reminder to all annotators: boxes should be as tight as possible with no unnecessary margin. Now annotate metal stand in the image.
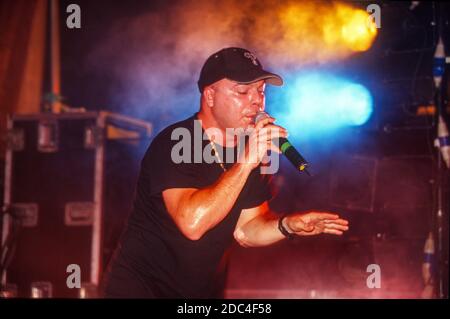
[434,88,447,299]
[432,1,449,299]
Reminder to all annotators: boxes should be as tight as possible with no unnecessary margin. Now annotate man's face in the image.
[209,78,266,130]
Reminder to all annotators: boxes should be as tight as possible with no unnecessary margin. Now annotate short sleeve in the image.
[141,131,208,196]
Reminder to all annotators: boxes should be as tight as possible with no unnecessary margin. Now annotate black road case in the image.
[1,111,151,298]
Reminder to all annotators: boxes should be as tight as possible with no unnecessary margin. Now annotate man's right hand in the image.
[238,116,288,170]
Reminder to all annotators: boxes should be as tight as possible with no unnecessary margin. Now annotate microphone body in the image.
[277,137,310,174]
[255,111,310,175]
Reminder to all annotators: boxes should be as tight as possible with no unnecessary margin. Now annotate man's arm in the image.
[162,116,286,241]
[162,162,253,241]
[234,201,350,247]
[233,201,284,247]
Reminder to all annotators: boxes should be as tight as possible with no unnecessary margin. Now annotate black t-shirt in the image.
[104,113,272,298]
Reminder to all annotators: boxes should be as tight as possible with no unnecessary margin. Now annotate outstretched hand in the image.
[285,212,349,236]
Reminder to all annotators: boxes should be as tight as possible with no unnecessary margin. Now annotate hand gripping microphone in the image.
[255,111,311,176]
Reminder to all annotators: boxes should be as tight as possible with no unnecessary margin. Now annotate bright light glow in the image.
[270,73,373,137]
[270,2,378,66]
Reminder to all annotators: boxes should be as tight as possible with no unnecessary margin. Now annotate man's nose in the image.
[250,91,264,112]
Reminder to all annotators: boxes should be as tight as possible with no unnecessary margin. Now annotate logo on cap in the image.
[244,52,258,66]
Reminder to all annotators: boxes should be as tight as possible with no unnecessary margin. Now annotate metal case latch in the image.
[65,202,94,226]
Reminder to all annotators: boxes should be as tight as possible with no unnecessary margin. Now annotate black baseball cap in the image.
[197,47,283,93]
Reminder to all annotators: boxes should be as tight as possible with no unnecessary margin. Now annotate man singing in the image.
[102,47,349,298]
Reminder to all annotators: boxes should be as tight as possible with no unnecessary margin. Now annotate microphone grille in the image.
[254,111,269,124]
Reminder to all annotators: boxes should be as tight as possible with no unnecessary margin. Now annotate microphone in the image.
[254,111,310,175]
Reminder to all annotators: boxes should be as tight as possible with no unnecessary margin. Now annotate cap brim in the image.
[249,73,284,86]
[229,69,284,86]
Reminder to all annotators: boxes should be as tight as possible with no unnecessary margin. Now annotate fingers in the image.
[253,116,288,140]
[258,125,288,141]
[269,141,282,154]
[323,218,348,225]
[323,218,349,235]
[323,229,344,236]
[288,211,350,236]
[242,118,287,167]
[249,117,289,158]
[324,222,349,232]
[254,116,275,130]
[312,213,350,226]
[315,213,339,220]
[252,125,287,156]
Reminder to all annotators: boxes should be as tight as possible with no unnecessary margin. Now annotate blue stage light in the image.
[269,73,373,138]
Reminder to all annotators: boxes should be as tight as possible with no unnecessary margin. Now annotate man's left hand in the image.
[285,212,349,236]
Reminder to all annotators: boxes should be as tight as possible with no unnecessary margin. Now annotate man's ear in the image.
[204,86,215,107]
